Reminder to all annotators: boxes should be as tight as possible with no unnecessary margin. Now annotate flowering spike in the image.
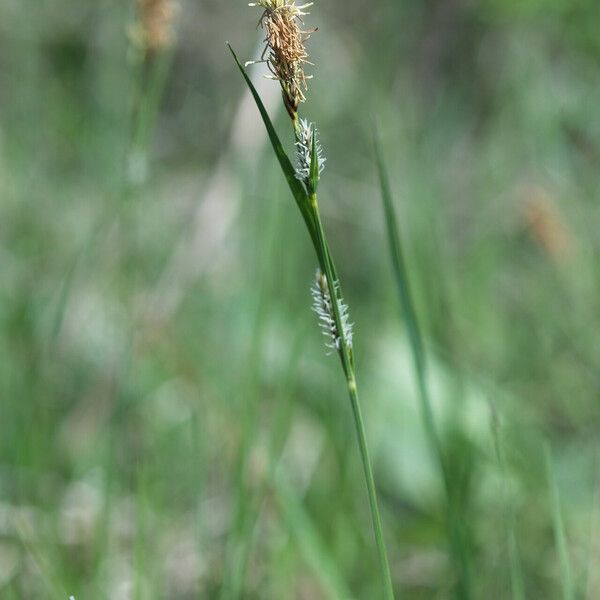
[248,0,316,121]
[311,269,353,353]
[295,118,325,190]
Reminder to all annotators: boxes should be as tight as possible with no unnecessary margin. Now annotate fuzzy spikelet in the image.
[311,269,353,353]
[295,118,326,186]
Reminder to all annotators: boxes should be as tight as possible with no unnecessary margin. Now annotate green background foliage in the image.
[1,0,600,597]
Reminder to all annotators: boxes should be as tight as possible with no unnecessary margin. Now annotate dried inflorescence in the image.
[249,0,315,120]
[521,186,573,264]
[135,0,178,51]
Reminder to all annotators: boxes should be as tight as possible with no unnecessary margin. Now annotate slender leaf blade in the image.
[545,443,574,600]
[274,469,353,600]
[227,44,317,243]
[373,128,473,598]
[509,527,526,600]
[373,130,425,374]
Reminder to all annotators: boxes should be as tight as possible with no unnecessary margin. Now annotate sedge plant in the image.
[228,1,395,597]
[128,0,178,184]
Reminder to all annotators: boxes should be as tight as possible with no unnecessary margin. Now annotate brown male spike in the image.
[248,1,315,121]
[135,0,178,52]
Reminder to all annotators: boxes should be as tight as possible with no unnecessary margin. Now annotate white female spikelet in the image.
[311,269,353,352]
[295,118,326,187]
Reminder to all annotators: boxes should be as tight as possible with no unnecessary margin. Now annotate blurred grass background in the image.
[1,0,600,598]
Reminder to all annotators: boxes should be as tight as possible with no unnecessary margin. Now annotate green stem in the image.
[309,194,351,376]
[309,192,395,600]
[130,48,174,163]
[347,377,395,600]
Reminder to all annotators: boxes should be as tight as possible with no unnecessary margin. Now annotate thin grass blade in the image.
[373,129,472,599]
[491,416,526,600]
[274,469,353,600]
[545,442,574,600]
[509,527,526,600]
[227,44,317,247]
[373,130,425,377]
[372,128,444,481]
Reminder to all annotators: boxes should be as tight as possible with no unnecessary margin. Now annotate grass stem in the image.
[310,193,395,600]
[347,378,395,600]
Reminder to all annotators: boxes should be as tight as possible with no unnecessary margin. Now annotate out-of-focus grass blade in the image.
[508,527,526,600]
[373,130,425,376]
[14,521,69,599]
[274,469,352,600]
[545,443,574,600]
[227,44,317,248]
[373,129,473,598]
[491,417,526,600]
[372,128,444,478]
[131,48,175,161]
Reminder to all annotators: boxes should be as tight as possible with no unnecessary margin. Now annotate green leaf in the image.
[373,130,426,376]
[227,44,318,246]
[373,127,473,598]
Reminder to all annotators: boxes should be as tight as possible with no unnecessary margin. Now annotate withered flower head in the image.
[521,186,573,264]
[135,0,178,52]
[248,0,315,121]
